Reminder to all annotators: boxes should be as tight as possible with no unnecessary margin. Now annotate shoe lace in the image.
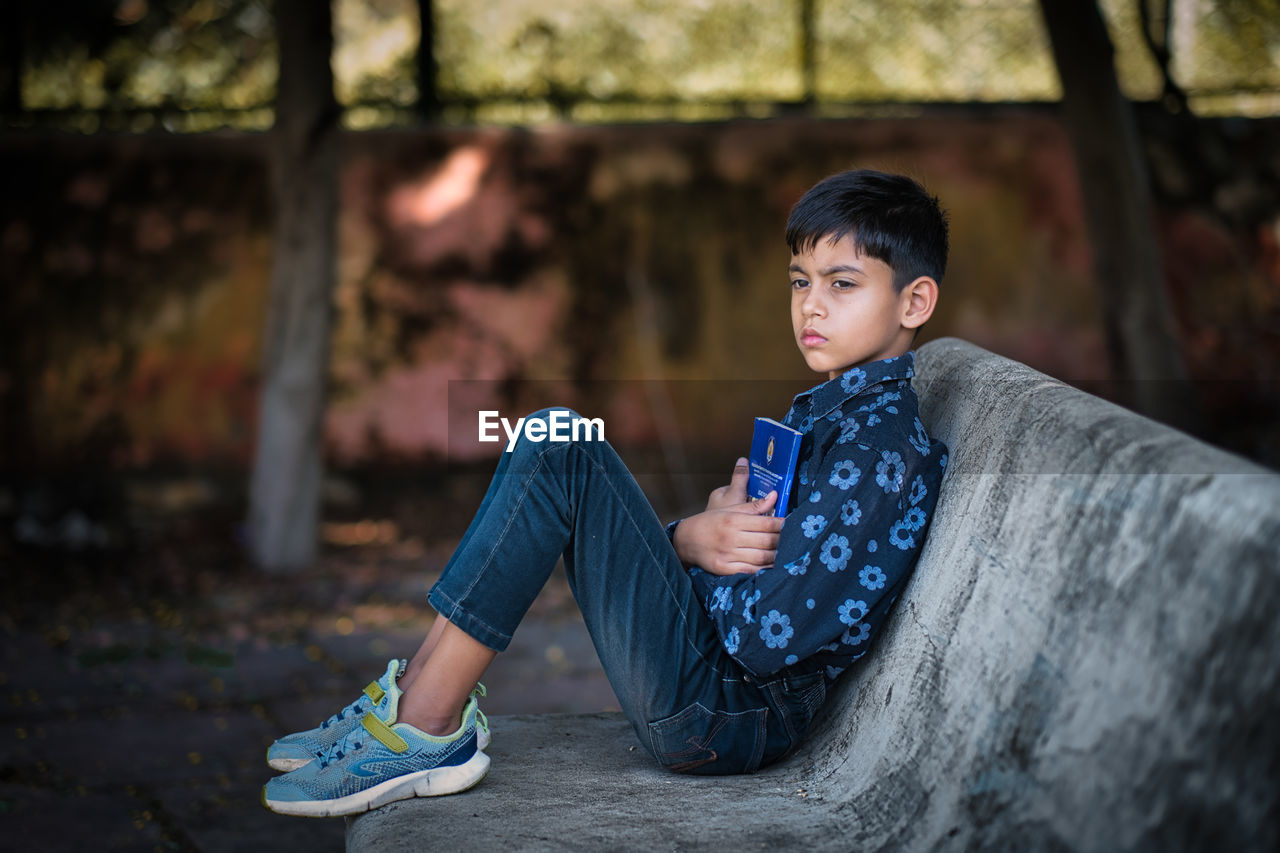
[319,696,366,730]
[318,730,366,769]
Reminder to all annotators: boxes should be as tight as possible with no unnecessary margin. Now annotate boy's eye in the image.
[832,279,855,290]
[790,278,809,290]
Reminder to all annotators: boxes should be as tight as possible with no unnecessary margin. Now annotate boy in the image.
[262,168,949,816]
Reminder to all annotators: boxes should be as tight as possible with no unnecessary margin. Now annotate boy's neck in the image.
[827,347,912,381]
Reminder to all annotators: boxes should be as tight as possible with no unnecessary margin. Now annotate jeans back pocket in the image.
[647,702,768,775]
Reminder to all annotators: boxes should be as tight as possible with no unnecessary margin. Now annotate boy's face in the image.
[789,233,917,379]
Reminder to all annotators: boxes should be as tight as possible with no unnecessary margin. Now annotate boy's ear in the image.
[899,275,939,330]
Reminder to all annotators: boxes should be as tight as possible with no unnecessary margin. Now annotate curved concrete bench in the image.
[347,338,1280,851]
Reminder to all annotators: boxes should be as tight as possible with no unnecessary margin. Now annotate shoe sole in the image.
[263,750,491,818]
[265,728,490,773]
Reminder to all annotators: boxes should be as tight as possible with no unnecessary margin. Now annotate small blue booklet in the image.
[747,417,803,518]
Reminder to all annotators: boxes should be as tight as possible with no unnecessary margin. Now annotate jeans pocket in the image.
[785,671,827,722]
[647,702,768,775]
[759,671,827,763]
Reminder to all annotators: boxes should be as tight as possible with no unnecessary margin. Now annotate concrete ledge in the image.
[345,713,841,851]
[349,338,1280,851]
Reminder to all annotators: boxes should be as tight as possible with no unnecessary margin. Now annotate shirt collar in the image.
[793,352,916,422]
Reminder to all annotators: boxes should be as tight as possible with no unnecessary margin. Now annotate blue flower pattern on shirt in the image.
[838,599,869,625]
[908,475,927,506]
[783,552,811,576]
[710,586,732,612]
[875,451,905,493]
[819,533,852,572]
[829,460,860,490]
[888,520,915,550]
[840,368,867,395]
[687,352,947,679]
[859,564,887,590]
[842,621,871,646]
[760,610,794,649]
[859,390,902,413]
[909,416,932,456]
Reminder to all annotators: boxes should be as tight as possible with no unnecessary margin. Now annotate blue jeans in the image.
[429,409,827,775]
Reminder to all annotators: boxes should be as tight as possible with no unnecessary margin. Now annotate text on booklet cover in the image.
[747,417,802,518]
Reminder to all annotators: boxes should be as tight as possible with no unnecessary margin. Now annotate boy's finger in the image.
[736,532,779,551]
[728,511,784,532]
[726,457,750,501]
[739,547,777,566]
[750,490,778,515]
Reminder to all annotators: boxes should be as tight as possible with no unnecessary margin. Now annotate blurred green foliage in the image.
[17,0,277,131]
[436,0,804,104]
[8,0,1278,131]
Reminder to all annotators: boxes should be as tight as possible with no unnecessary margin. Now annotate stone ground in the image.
[0,483,623,853]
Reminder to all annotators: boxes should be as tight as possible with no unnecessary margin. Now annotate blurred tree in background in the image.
[1043,0,1196,428]
[248,0,339,571]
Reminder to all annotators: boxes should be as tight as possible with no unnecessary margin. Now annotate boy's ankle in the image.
[397,702,463,737]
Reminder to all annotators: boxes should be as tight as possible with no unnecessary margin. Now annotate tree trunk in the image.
[1,1,23,114]
[1038,0,1198,429]
[415,0,440,122]
[799,0,816,107]
[248,0,339,572]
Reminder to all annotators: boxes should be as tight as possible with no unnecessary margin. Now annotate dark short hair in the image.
[785,169,949,290]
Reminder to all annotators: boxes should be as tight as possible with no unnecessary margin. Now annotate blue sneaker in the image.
[262,692,490,817]
[266,659,405,772]
[267,661,491,772]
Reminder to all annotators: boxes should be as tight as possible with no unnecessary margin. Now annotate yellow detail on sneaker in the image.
[361,712,408,753]
[363,681,385,704]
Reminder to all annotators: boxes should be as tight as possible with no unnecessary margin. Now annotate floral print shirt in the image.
[683,352,947,681]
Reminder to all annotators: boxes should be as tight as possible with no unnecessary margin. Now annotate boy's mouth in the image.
[800,327,827,347]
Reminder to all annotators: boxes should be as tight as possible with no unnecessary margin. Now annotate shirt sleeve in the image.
[692,439,914,678]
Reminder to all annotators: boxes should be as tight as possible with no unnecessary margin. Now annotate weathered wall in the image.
[4,115,1277,476]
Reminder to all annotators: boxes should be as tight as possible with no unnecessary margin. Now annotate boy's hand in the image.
[705,457,751,511]
[674,460,784,575]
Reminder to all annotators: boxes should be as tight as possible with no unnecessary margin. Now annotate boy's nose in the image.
[801,287,826,317]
